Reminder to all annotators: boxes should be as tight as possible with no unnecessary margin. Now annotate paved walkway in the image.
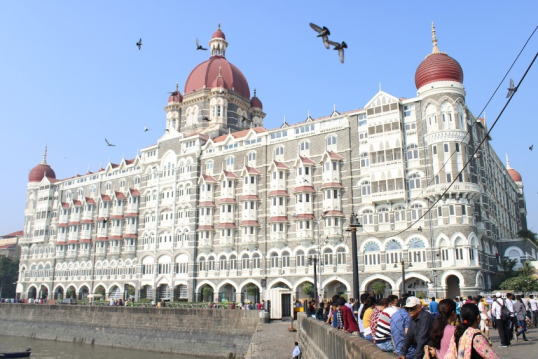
[489,323,537,359]
[246,317,298,359]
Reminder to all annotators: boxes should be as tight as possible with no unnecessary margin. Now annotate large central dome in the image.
[184,26,250,99]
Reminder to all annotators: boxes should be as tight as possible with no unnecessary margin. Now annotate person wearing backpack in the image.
[491,292,512,347]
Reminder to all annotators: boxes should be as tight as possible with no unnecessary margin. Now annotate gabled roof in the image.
[320,150,343,163]
[213,127,267,143]
[85,197,96,205]
[2,230,23,237]
[129,188,141,196]
[114,191,126,199]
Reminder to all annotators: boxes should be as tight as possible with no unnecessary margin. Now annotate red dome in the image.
[212,29,225,39]
[251,95,262,109]
[415,53,464,89]
[184,56,250,99]
[29,164,56,182]
[168,91,183,103]
[508,168,522,182]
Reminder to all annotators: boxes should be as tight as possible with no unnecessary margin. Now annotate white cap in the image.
[404,296,422,308]
[495,292,503,298]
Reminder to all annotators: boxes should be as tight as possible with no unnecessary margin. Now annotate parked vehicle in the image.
[59,298,77,305]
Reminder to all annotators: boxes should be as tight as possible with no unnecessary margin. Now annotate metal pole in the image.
[401,259,406,296]
[351,227,359,301]
[313,257,318,302]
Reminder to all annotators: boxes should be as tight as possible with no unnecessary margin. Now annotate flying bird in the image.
[327,40,347,64]
[309,23,331,49]
[136,38,142,50]
[506,78,516,98]
[530,145,534,151]
[202,116,210,121]
[196,38,207,51]
[103,217,109,224]
[165,129,170,132]
[144,124,151,132]
[105,139,115,147]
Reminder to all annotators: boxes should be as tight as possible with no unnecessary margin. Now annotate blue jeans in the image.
[364,334,373,342]
[376,340,394,352]
[517,320,527,339]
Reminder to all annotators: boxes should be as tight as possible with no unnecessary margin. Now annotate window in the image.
[409,173,421,189]
[324,249,333,265]
[411,204,423,221]
[270,253,279,268]
[219,256,227,271]
[274,146,284,157]
[230,255,237,270]
[378,208,389,223]
[282,252,290,267]
[364,242,380,266]
[242,254,250,269]
[446,173,452,183]
[360,153,369,167]
[299,141,309,151]
[362,209,373,225]
[226,156,234,166]
[206,161,213,171]
[394,206,406,222]
[294,124,315,134]
[444,143,449,153]
[406,144,419,160]
[252,253,261,269]
[337,248,346,264]
[270,130,288,140]
[432,145,437,155]
[404,104,414,117]
[327,135,337,147]
[296,250,305,267]
[247,152,256,162]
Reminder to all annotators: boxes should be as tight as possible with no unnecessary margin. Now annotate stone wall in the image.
[0,304,260,358]
[297,313,395,359]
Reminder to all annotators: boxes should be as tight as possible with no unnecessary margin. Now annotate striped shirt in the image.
[374,309,393,343]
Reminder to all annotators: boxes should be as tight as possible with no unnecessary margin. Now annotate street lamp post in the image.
[399,259,412,296]
[346,213,362,301]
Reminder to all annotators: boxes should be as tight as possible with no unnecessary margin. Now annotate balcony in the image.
[111,206,124,218]
[123,245,136,257]
[78,249,91,258]
[424,182,481,201]
[270,232,288,248]
[324,228,343,245]
[67,250,77,259]
[242,234,258,250]
[370,189,405,203]
[57,231,68,242]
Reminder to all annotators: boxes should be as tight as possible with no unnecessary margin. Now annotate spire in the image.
[431,21,440,54]
[175,82,179,92]
[41,145,48,165]
[254,88,257,97]
[218,22,221,29]
[506,154,512,169]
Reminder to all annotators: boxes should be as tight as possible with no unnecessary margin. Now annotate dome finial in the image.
[431,21,440,54]
[41,145,48,165]
[254,88,257,97]
[506,153,512,169]
[218,22,221,29]
[175,82,179,92]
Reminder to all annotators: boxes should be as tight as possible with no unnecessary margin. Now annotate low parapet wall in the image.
[297,313,396,359]
[0,304,260,358]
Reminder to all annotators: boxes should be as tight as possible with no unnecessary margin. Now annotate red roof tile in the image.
[296,214,315,219]
[329,151,343,160]
[223,170,238,178]
[81,219,94,224]
[2,230,23,237]
[325,210,345,217]
[197,225,215,231]
[213,127,267,143]
[85,197,96,205]
[101,195,112,201]
[219,198,237,204]
[202,174,217,183]
[240,220,260,226]
[129,188,141,196]
[115,191,126,199]
[299,156,315,165]
[68,222,80,226]
[73,200,82,206]
[66,240,78,245]
[79,238,92,243]
[96,237,108,241]
[245,166,261,174]
[274,161,289,169]
[124,234,138,238]
[199,201,216,207]
[218,222,237,229]
[125,213,139,217]
[269,190,289,196]
[58,223,68,227]
[61,202,70,208]
[109,235,122,240]
[269,216,289,223]
[294,186,315,193]
[239,195,261,201]
[110,215,124,219]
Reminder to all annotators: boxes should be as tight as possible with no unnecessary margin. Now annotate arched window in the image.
[229,254,237,270]
[361,209,373,225]
[226,156,234,167]
[336,247,346,265]
[274,146,284,157]
[364,242,380,265]
[296,250,305,267]
[242,254,250,269]
[394,206,406,222]
[409,173,421,189]
[378,208,390,224]
[385,240,402,264]
[408,238,426,263]
[327,135,337,147]
[411,204,423,221]
[208,256,215,271]
[186,160,192,173]
[406,144,419,160]
[426,104,437,130]
[270,253,279,268]
[324,248,333,265]
[440,102,454,129]
[361,181,371,196]
[252,253,261,269]
[299,141,309,151]
[199,257,206,271]
[206,161,213,172]
[282,251,290,267]
[457,104,465,129]
[219,255,227,271]
[360,153,369,167]
[247,152,256,163]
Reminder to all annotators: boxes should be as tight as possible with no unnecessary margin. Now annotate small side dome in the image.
[168,83,183,103]
[506,154,522,182]
[212,24,226,40]
[250,89,263,109]
[29,146,56,182]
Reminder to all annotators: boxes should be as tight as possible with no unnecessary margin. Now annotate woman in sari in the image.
[444,303,499,359]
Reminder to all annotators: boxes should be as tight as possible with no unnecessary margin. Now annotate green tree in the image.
[301,282,313,295]
[246,286,259,296]
[499,276,538,293]
[500,257,518,277]
[0,256,19,298]
[372,281,386,295]
[517,229,538,244]
[518,261,536,277]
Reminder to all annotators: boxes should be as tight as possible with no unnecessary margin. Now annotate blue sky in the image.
[0,1,537,235]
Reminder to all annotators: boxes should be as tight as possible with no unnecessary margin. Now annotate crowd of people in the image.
[304,291,538,358]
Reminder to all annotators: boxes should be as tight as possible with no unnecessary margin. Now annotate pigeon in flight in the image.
[506,78,516,98]
[103,217,109,224]
[327,40,347,64]
[136,38,142,50]
[165,129,170,132]
[144,124,151,132]
[105,139,115,147]
[202,116,210,121]
[196,38,207,51]
[530,145,534,151]
[309,23,331,49]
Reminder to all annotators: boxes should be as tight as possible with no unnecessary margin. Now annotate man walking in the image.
[292,342,301,359]
[396,296,434,359]
[491,292,512,347]
[529,295,538,328]
[428,297,438,317]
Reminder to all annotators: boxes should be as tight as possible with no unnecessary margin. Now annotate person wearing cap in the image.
[491,292,512,347]
[396,296,434,359]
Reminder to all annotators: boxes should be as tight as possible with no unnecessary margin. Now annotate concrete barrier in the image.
[297,313,396,359]
[0,304,260,358]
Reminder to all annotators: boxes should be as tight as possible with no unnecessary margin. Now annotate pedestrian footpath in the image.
[246,318,298,359]
[487,325,536,359]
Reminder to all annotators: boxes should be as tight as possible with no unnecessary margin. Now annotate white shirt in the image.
[292,345,301,358]
[522,298,530,311]
[491,298,513,319]
[530,299,538,311]
[357,303,364,332]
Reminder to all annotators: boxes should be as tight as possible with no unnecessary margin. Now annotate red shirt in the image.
[341,305,359,333]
